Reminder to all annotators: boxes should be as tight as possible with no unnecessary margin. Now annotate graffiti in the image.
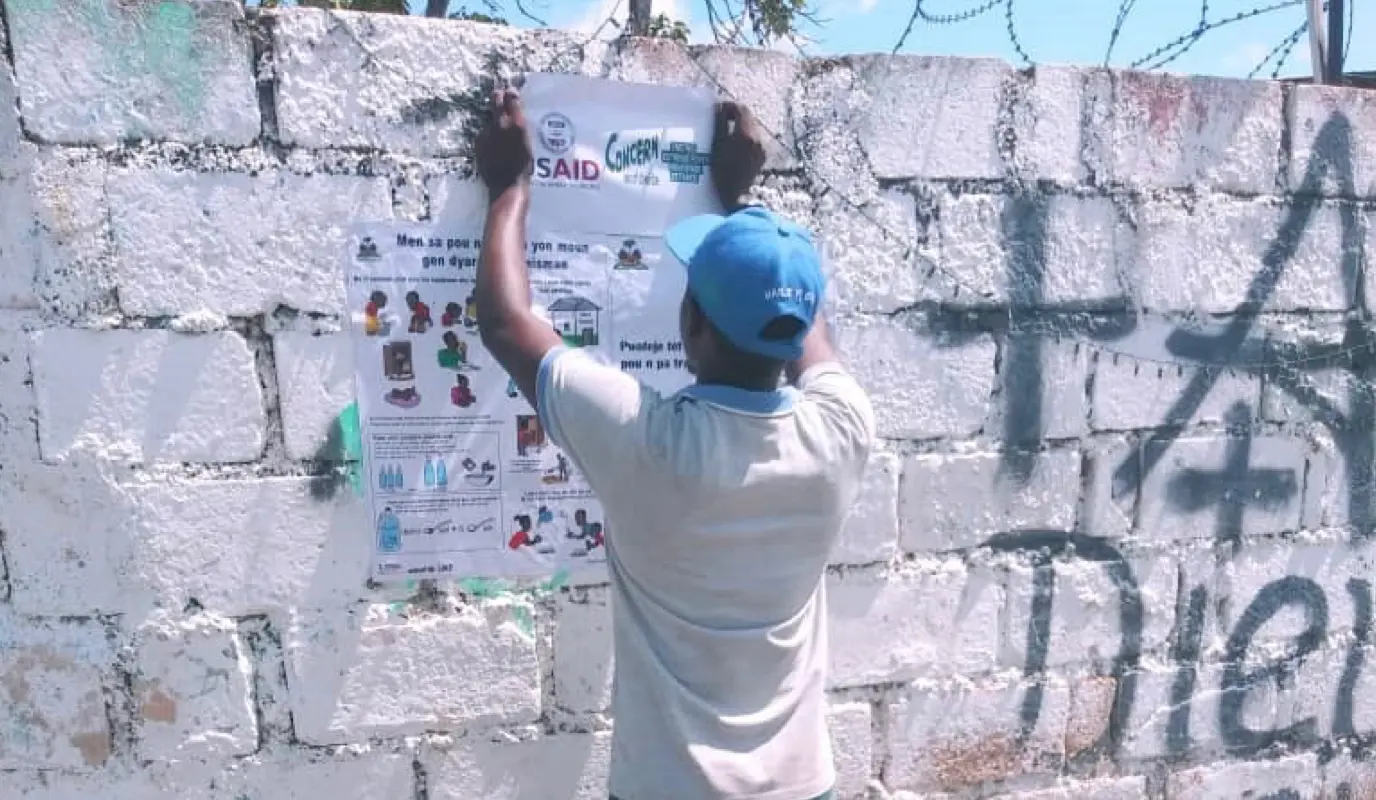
[901,110,1376,797]
[1165,402,1298,552]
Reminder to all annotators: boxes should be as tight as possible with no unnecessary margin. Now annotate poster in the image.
[346,73,719,581]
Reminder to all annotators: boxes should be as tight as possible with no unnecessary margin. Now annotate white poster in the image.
[346,73,718,581]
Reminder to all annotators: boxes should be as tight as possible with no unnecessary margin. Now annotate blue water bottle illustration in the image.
[378,464,388,490]
[376,506,402,553]
[395,465,404,489]
[424,456,436,488]
[436,456,448,487]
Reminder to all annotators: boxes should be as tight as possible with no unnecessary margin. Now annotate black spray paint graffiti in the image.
[947,113,1376,797]
[1164,402,1298,553]
[983,529,1376,767]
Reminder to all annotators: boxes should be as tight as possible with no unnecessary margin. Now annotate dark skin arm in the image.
[473,89,561,410]
[704,102,837,384]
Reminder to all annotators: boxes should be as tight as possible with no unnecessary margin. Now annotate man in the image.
[474,86,875,800]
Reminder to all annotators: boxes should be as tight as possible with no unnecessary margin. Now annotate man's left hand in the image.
[475,88,533,196]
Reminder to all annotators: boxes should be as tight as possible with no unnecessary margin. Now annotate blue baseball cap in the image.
[665,206,825,361]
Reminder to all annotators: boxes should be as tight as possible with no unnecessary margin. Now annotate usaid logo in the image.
[537,112,575,154]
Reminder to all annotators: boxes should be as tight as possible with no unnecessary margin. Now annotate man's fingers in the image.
[503,89,528,128]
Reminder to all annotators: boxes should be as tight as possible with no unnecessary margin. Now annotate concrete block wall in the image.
[1,2,1375,798]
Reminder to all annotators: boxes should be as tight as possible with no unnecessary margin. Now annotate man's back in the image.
[540,351,875,800]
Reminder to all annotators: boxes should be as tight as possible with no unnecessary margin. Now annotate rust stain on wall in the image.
[68,730,110,766]
[140,684,178,724]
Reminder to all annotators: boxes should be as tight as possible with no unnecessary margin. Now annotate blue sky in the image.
[508,0,1371,81]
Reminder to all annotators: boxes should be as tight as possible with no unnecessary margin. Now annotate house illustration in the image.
[547,295,601,347]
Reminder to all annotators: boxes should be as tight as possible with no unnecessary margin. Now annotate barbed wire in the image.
[893,0,1315,78]
[1249,20,1307,79]
[666,48,1376,376]
[510,4,1374,378]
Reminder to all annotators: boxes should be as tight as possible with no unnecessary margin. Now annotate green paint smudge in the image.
[511,606,535,637]
[143,2,200,113]
[458,577,514,598]
[338,402,363,460]
[538,568,570,594]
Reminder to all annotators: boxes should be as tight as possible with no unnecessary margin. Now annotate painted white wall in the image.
[2,2,1376,798]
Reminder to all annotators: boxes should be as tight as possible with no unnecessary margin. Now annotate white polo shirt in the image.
[537,345,875,800]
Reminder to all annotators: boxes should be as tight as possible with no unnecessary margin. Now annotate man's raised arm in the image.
[473,89,562,410]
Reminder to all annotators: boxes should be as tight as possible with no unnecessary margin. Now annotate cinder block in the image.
[1134,434,1309,545]
[0,177,38,310]
[28,150,115,319]
[270,9,601,155]
[818,189,922,315]
[899,449,1080,552]
[1,456,137,615]
[1306,431,1376,531]
[1001,554,1177,671]
[1088,325,1260,433]
[132,614,256,762]
[1219,539,1376,645]
[847,55,1010,180]
[126,477,371,616]
[1166,754,1319,799]
[884,677,1069,794]
[834,316,995,440]
[30,329,266,463]
[553,588,612,714]
[1105,71,1282,194]
[1288,84,1376,198]
[274,332,357,461]
[994,339,1090,442]
[108,170,392,317]
[789,60,876,202]
[827,563,1002,687]
[0,22,23,180]
[0,325,39,461]
[285,603,541,744]
[829,702,873,798]
[1081,437,1136,539]
[422,732,610,800]
[1065,676,1116,758]
[0,612,112,770]
[1134,195,1362,314]
[5,0,258,145]
[1289,643,1375,746]
[833,449,900,565]
[3,766,203,800]
[1119,661,1282,763]
[989,776,1148,800]
[935,194,1130,306]
[215,752,415,799]
[1323,751,1376,799]
[612,40,797,170]
[1014,66,1094,185]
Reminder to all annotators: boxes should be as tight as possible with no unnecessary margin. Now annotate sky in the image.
[501,0,1372,81]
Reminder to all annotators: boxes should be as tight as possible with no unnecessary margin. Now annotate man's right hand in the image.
[710,101,767,211]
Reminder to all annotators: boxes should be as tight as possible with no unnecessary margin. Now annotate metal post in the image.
[1328,0,1345,82]
[1307,0,1327,83]
[626,0,652,36]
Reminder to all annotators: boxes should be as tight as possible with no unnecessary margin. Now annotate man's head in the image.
[574,509,588,525]
[667,206,824,388]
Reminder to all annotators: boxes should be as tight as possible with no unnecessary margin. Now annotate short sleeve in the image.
[537,346,646,480]
[796,361,876,466]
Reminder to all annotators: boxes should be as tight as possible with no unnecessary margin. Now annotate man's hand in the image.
[475,88,534,197]
[710,101,767,211]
